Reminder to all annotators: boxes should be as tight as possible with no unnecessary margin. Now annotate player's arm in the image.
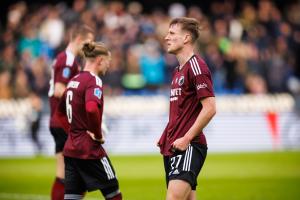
[53,82,66,98]
[85,101,103,142]
[54,92,70,133]
[185,97,216,140]
[53,65,74,98]
[85,84,104,143]
[173,67,216,151]
[172,97,216,151]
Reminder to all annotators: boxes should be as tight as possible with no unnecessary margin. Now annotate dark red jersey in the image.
[48,50,79,128]
[158,55,215,156]
[58,71,106,159]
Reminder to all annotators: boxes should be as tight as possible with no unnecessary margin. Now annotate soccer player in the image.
[157,17,216,200]
[48,24,94,200]
[55,42,122,200]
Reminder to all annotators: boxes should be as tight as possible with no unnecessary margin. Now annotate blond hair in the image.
[82,42,110,58]
[70,24,94,41]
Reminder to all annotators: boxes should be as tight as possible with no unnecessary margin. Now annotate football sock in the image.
[64,193,84,200]
[106,193,122,200]
[51,177,65,200]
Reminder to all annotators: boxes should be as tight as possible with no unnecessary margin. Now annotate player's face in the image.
[85,33,94,44]
[165,24,186,54]
[77,33,94,55]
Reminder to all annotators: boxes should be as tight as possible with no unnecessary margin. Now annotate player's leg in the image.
[186,144,208,200]
[164,150,192,200]
[56,152,65,178]
[50,127,68,200]
[30,93,42,154]
[167,179,191,200]
[100,184,122,200]
[165,144,207,200]
[187,190,196,200]
[64,156,86,200]
[98,157,122,200]
[51,152,65,200]
[76,156,122,200]
[30,110,42,154]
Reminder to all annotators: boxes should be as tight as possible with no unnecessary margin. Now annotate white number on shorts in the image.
[66,90,73,123]
[170,155,182,171]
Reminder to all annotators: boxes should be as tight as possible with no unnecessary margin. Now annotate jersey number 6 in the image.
[66,90,73,123]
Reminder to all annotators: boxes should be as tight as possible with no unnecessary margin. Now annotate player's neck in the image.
[84,62,97,75]
[66,43,77,56]
[176,48,195,70]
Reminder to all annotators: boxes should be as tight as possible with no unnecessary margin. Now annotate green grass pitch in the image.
[0,151,300,200]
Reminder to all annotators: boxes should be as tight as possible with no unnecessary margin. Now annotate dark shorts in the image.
[50,127,67,153]
[163,143,207,190]
[64,156,120,198]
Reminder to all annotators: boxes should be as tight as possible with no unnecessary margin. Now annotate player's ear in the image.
[183,33,191,44]
[97,56,103,65]
[75,35,82,43]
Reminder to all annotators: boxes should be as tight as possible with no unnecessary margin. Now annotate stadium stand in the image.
[1,0,300,155]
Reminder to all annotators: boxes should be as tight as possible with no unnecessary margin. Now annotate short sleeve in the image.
[85,82,103,105]
[55,66,72,84]
[54,58,79,85]
[194,73,214,99]
[187,56,215,99]
[188,66,215,99]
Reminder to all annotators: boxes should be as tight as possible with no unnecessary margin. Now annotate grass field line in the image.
[0,192,100,200]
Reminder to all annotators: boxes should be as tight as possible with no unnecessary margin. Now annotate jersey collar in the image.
[178,54,195,71]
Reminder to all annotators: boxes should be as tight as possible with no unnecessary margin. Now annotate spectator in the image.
[139,38,166,88]
[0,0,299,98]
[0,69,12,99]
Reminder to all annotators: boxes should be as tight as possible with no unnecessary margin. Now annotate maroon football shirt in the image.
[158,55,215,156]
[48,50,79,128]
[59,71,107,159]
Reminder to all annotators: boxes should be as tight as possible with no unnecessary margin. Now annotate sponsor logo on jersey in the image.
[94,88,102,99]
[178,75,184,86]
[170,88,181,102]
[170,96,178,102]
[196,83,207,90]
[170,88,182,96]
[67,81,80,89]
[62,67,71,78]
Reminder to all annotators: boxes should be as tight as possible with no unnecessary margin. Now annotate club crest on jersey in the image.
[94,88,102,99]
[62,67,71,78]
[178,76,184,86]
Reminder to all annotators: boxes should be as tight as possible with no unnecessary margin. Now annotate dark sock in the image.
[51,177,65,200]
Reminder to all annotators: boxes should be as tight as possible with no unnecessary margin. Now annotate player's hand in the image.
[172,136,190,151]
[87,131,105,144]
[156,139,161,147]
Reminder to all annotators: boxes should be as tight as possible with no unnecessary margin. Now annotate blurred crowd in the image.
[1,0,300,100]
